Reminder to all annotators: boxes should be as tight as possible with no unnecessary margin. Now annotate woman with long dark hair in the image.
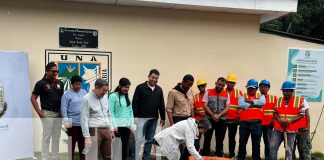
[109,78,135,160]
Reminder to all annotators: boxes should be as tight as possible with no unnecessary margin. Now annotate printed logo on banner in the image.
[304,50,311,59]
[0,85,8,118]
[46,50,112,92]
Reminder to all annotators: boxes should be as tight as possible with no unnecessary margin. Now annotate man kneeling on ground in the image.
[154,118,211,160]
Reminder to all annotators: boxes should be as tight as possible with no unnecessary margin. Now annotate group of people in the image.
[187,75,312,160]
[30,62,312,160]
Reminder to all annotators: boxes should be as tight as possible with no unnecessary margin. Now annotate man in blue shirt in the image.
[237,79,265,160]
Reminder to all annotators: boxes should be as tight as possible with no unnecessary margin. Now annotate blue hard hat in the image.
[259,79,271,87]
[246,79,258,88]
[281,80,296,90]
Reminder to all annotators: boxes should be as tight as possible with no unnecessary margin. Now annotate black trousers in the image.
[225,120,239,158]
[173,116,190,124]
[115,127,135,160]
[202,119,227,157]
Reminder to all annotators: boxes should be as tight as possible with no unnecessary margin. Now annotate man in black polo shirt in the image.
[30,62,64,160]
[132,69,165,160]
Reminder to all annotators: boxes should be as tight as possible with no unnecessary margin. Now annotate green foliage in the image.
[261,0,324,40]
[312,152,324,159]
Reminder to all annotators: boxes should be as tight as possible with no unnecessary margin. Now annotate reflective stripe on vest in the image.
[277,96,300,109]
[234,89,239,98]
[193,94,200,103]
[229,105,238,110]
[264,110,274,115]
[269,95,274,103]
[244,93,260,99]
[228,89,239,110]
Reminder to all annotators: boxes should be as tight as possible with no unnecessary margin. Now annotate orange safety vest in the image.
[225,88,242,121]
[193,93,205,120]
[239,93,263,121]
[262,94,277,126]
[207,89,228,98]
[274,96,304,132]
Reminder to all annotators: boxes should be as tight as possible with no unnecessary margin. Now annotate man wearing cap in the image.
[154,118,211,160]
[259,80,277,160]
[237,79,265,160]
[270,81,308,160]
[193,79,207,120]
[192,79,207,151]
[201,77,229,157]
[224,73,243,159]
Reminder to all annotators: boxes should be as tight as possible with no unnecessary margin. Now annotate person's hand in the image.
[111,131,115,139]
[113,128,118,133]
[63,120,72,128]
[85,137,92,148]
[160,120,165,126]
[212,114,220,121]
[280,119,290,129]
[38,111,45,118]
[245,99,254,105]
[130,125,136,134]
[134,117,139,124]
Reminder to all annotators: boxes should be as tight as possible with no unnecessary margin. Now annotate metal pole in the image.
[311,105,324,142]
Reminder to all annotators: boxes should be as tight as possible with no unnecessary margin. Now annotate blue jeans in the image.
[237,120,262,160]
[270,130,296,160]
[135,118,158,160]
[262,125,273,160]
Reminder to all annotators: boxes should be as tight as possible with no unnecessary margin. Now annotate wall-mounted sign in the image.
[59,27,98,48]
[45,50,112,92]
[287,48,324,102]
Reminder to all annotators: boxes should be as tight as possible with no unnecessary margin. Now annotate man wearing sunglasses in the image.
[31,62,64,160]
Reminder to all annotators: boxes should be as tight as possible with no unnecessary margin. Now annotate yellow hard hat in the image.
[197,79,207,85]
[226,73,237,83]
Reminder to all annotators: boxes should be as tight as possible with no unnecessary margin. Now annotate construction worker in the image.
[237,79,265,160]
[193,79,207,120]
[201,77,229,157]
[224,73,243,159]
[192,79,207,151]
[259,79,277,160]
[270,81,308,160]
